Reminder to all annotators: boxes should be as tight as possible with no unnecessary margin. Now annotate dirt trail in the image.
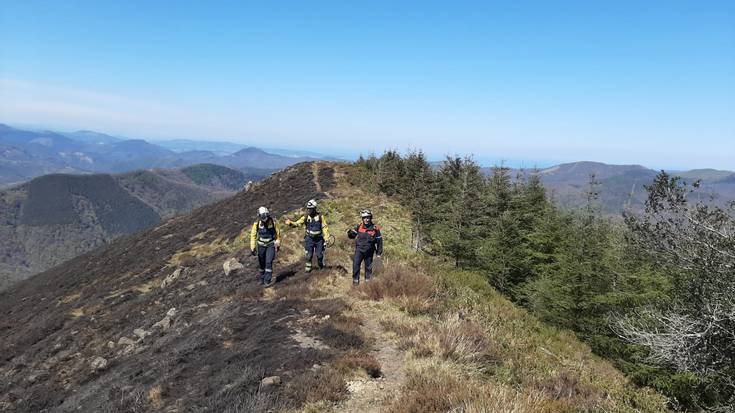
[312,162,332,198]
[335,303,407,413]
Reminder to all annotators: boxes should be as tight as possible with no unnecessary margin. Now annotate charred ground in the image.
[0,162,357,412]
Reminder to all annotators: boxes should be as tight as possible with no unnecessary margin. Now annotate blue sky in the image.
[1,1,733,169]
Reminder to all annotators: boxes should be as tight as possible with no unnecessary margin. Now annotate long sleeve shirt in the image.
[287,213,330,239]
[249,218,281,250]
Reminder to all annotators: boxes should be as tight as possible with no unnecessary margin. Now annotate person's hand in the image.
[285,219,292,225]
[251,249,257,256]
[376,255,382,258]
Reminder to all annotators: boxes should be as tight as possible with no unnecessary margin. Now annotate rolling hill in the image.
[0,164,270,292]
[0,124,333,187]
[482,161,735,214]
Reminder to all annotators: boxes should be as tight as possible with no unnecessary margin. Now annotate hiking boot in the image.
[264,280,275,288]
[352,280,359,286]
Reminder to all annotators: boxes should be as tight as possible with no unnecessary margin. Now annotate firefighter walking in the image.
[285,199,330,273]
[249,206,281,287]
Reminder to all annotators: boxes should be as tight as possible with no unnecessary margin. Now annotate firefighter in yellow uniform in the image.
[285,199,330,273]
[249,206,281,286]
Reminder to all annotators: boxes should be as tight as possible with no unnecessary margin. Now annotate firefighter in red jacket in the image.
[347,209,383,285]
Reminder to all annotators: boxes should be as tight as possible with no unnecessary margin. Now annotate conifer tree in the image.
[430,156,486,266]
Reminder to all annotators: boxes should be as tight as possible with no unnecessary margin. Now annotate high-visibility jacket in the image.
[288,213,330,239]
[250,218,281,250]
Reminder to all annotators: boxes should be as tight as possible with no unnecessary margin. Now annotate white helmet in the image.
[360,209,372,219]
[306,199,318,209]
[258,206,270,220]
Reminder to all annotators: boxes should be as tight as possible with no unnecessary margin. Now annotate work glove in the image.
[251,249,257,256]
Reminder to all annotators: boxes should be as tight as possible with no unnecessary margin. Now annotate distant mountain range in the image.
[0,163,269,291]
[3,122,732,216]
[481,161,735,214]
[0,124,336,187]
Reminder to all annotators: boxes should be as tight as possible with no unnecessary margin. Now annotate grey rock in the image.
[223,258,244,276]
[133,328,151,340]
[153,316,173,330]
[160,268,183,288]
[260,376,281,388]
[91,356,108,371]
[117,337,136,346]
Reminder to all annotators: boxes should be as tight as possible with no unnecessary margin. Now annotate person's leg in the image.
[364,251,374,281]
[257,245,267,284]
[264,244,275,284]
[315,238,325,269]
[352,250,364,284]
[304,237,314,273]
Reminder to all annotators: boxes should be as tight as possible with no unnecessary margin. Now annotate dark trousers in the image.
[352,249,374,282]
[304,236,325,271]
[257,244,276,283]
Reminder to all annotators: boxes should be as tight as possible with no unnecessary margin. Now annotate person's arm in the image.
[285,215,306,227]
[322,216,331,240]
[274,220,282,241]
[250,222,258,251]
[375,226,383,256]
[274,220,282,250]
[347,224,358,239]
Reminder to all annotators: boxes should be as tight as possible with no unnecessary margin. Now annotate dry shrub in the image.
[387,362,564,413]
[398,313,495,364]
[355,264,436,313]
[536,371,602,408]
[317,315,365,350]
[379,316,421,338]
[274,279,312,299]
[334,350,382,378]
[394,295,434,316]
[284,366,347,405]
[308,299,349,318]
[147,385,164,410]
[433,314,492,363]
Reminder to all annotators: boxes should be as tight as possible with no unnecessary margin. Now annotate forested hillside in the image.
[358,152,735,411]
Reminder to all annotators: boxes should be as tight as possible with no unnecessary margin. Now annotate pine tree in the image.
[430,156,486,267]
[401,150,435,251]
[376,150,405,196]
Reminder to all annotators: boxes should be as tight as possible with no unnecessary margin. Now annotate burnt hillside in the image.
[0,162,341,412]
[0,164,263,293]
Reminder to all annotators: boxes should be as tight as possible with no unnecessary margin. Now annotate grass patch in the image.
[333,350,382,378]
[169,236,238,267]
[284,366,348,405]
[387,360,561,413]
[354,263,436,315]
